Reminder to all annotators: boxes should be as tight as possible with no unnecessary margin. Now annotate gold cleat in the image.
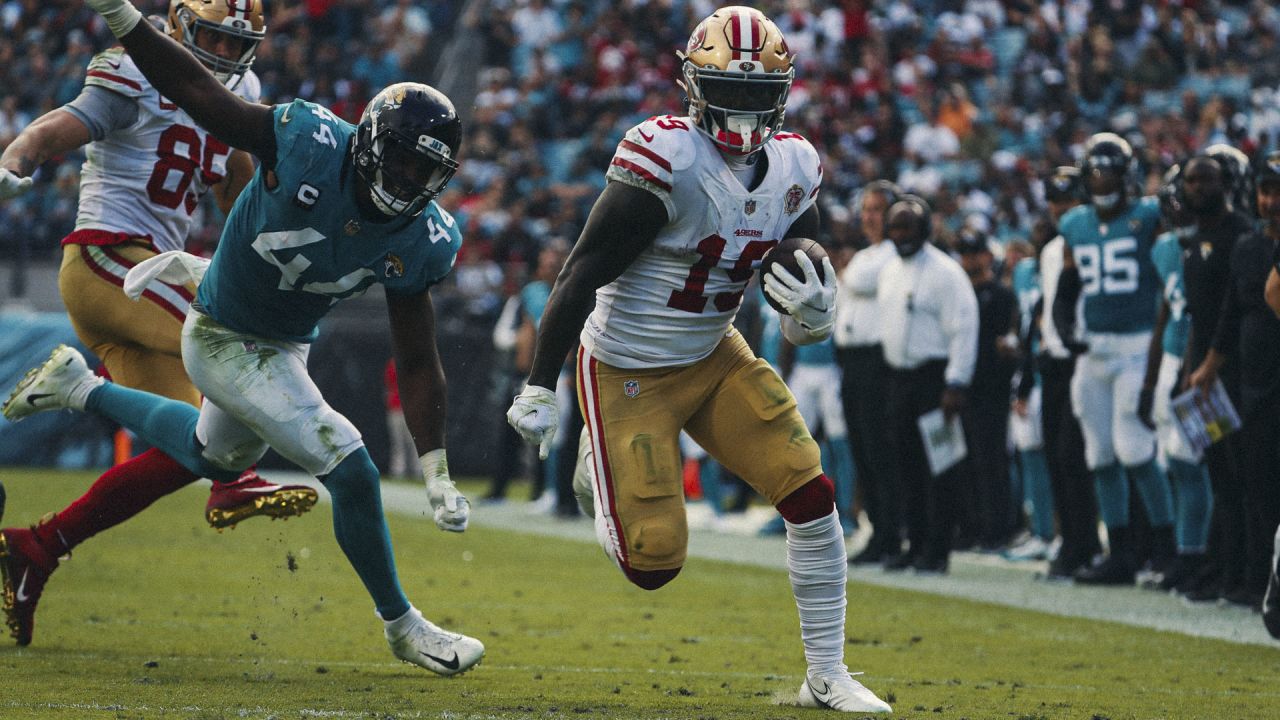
[206,473,319,530]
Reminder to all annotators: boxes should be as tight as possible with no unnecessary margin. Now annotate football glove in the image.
[506,384,557,460]
[763,250,837,335]
[0,168,34,201]
[421,449,469,532]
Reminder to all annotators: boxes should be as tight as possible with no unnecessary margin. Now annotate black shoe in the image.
[911,555,949,575]
[1263,561,1280,639]
[1181,580,1225,604]
[882,552,916,572]
[1146,553,1206,591]
[1222,586,1263,610]
[1074,553,1135,586]
[1175,560,1220,596]
[1046,553,1088,580]
[848,538,886,566]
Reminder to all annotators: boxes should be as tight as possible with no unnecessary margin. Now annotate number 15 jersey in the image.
[587,115,823,369]
[74,47,261,251]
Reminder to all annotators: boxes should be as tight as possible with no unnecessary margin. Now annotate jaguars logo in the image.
[384,253,405,279]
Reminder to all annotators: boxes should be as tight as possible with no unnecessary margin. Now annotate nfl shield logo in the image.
[623,380,640,398]
[744,199,757,215]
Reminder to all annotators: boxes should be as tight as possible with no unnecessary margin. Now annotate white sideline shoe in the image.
[798,670,893,713]
[2,345,101,422]
[385,608,484,677]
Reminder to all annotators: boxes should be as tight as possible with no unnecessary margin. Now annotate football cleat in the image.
[386,608,484,677]
[205,470,319,530]
[1073,553,1135,586]
[0,527,61,646]
[572,427,596,519]
[2,345,102,422]
[798,670,892,713]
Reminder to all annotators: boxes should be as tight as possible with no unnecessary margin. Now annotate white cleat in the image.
[2,345,100,422]
[798,670,893,713]
[386,608,485,677]
[572,426,596,519]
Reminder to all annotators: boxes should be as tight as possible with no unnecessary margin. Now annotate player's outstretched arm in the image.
[387,289,469,531]
[506,182,665,457]
[0,110,91,199]
[86,0,274,162]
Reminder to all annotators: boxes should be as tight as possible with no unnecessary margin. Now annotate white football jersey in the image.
[585,115,822,369]
[74,47,261,252]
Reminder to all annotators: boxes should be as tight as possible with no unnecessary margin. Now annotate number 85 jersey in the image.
[585,114,823,369]
[74,48,261,251]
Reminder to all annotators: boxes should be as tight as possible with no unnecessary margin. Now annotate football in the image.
[758,237,828,314]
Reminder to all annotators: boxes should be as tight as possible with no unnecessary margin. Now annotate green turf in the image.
[0,470,1276,719]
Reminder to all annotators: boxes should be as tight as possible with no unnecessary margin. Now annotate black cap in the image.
[954,227,990,255]
[1255,150,1280,188]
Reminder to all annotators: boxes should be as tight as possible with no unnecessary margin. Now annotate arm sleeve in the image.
[1015,297,1042,400]
[61,85,139,141]
[1052,265,1082,345]
[942,264,979,386]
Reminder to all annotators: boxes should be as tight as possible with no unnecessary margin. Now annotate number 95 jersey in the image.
[587,114,822,369]
[74,48,261,251]
[1058,196,1162,334]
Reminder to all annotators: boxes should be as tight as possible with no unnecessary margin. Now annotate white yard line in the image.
[275,474,1279,648]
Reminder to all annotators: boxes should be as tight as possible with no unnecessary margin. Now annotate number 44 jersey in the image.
[587,114,823,369]
[196,100,462,344]
[74,47,260,250]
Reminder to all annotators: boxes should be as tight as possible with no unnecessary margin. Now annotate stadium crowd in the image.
[3,0,1280,617]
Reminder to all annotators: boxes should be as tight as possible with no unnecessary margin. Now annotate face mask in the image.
[1092,192,1121,210]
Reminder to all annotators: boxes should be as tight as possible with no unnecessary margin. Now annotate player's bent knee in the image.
[621,515,687,575]
[776,475,835,524]
[622,566,682,590]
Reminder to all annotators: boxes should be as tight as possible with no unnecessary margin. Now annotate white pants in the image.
[1010,385,1044,452]
[1154,353,1201,464]
[1071,335,1156,469]
[183,310,364,477]
[789,363,847,439]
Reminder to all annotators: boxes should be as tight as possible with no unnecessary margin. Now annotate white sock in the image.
[786,509,847,677]
[380,605,421,638]
[66,375,104,411]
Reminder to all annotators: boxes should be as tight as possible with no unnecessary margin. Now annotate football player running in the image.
[3,0,482,674]
[0,0,321,647]
[1054,133,1176,585]
[507,7,890,713]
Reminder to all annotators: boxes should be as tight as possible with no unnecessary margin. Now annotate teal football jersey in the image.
[197,100,462,342]
[520,280,552,330]
[794,334,835,365]
[1150,232,1189,358]
[1059,197,1162,333]
[1012,257,1040,336]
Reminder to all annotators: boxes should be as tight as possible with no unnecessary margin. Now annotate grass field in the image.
[1,470,1277,719]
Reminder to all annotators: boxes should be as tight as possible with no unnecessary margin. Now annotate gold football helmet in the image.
[167,0,266,84]
[677,6,794,155]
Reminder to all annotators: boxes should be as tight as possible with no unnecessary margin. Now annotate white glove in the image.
[506,384,557,460]
[0,168,34,201]
[421,449,469,532]
[763,250,837,335]
[123,250,211,300]
[87,0,143,37]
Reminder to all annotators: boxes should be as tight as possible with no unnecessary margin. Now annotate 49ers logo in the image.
[687,22,708,54]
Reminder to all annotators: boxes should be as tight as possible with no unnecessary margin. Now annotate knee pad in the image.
[777,475,835,524]
[198,432,268,474]
[623,514,687,571]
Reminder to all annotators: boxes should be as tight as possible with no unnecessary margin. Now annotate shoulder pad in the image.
[606,115,697,194]
[772,131,822,203]
[85,48,147,99]
[233,70,262,104]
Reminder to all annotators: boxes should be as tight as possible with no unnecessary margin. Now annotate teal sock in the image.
[1093,463,1129,529]
[826,436,857,532]
[1019,449,1054,541]
[1167,458,1212,552]
[320,447,409,620]
[83,383,238,481]
[1127,459,1175,528]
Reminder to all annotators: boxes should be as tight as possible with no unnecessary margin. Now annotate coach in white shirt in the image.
[876,196,978,573]
[835,180,903,565]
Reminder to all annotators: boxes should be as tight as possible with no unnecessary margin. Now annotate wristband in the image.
[420,448,448,485]
[96,0,143,37]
